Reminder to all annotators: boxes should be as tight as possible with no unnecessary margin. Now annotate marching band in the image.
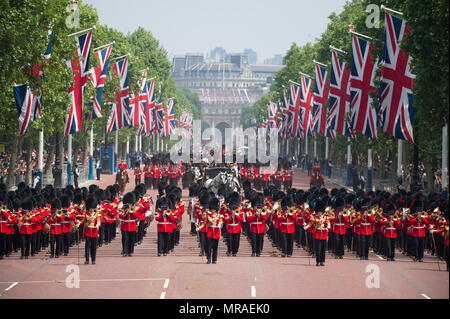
[0,156,448,273]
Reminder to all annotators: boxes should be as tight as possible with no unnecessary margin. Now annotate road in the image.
[0,169,448,299]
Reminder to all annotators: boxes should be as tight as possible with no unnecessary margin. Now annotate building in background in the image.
[172,50,284,134]
[264,54,283,65]
[244,48,257,64]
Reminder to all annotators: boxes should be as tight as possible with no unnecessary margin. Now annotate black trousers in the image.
[413,237,425,260]
[73,176,78,189]
[280,232,294,256]
[85,237,97,262]
[49,234,62,256]
[21,234,32,257]
[0,233,6,257]
[157,232,170,254]
[360,234,370,258]
[121,231,135,255]
[385,237,396,259]
[199,232,207,254]
[206,237,219,262]
[137,221,146,243]
[251,232,264,255]
[96,169,101,180]
[62,232,71,255]
[227,232,240,255]
[314,238,326,263]
[35,230,42,253]
[335,233,345,257]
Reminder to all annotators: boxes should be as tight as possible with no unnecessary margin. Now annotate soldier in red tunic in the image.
[155,197,174,256]
[330,197,347,259]
[60,195,75,256]
[407,198,429,262]
[223,192,243,256]
[204,197,223,264]
[134,164,142,186]
[305,200,329,266]
[247,193,268,257]
[278,196,297,257]
[48,199,64,258]
[83,196,102,265]
[119,192,140,257]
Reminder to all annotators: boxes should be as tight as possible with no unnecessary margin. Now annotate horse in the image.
[205,171,240,194]
[115,169,129,194]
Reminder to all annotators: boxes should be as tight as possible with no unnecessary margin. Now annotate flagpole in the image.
[442,123,448,191]
[380,5,404,16]
[67,134,72,186]
[67,26,96,38]
[89,125,94,180]
[299,71,313,79]
[38,129,44,190]
[345,137,351,186]
[93,41,115,52]
[325,137,329,177]
[112,53,131,61]
[367,139,373,192]
[126,136,130,168]
[329,45,347,55]
[397,139,403,179]
[349,30,373,41]
[114,130,118,173]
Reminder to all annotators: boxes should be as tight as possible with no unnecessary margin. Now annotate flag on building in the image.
[312,63,330,136]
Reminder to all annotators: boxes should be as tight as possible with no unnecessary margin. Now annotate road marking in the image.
[160,291,166,299]
[163,279,170,289]
[421,293,431,299]
[251,285,256,298]
[375,254,384,260]
[0,278,168,285]
[4,282,18,292]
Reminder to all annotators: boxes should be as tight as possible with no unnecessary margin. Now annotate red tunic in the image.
[247,211,268,234]
[206,211,223,239]
[119,209,139,232]
[155,211,175,232]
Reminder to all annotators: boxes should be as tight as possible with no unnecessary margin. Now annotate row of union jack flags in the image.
[261,11,415,143]
[14,28,179,138]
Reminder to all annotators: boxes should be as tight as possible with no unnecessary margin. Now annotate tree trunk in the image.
[43,134,56,184]
[6,135,22,191]
[25,138,34,186]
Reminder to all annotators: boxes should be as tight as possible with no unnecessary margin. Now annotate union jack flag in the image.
[288,81,302,138]
[268,102,278,130]
[64,31,93,137]
[87,45,113,122]
[312,63,330,136]
[326,49,352,138]
[280,88,290,138]
[155,94,164,135]
[379,12,416,142]
[350,34,378,139]
[14,85,42,135]
[113,58,130,128]
[107,101,119,133]
[14,30,52,135]
[300,74,314,137]
[143,79,155,136]
[163,98,177,137]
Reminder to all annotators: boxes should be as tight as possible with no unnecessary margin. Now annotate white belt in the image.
[334,223,345,226]
[317,228,328,230]
[0,221,7,223]
[251,222,263,225]
[386,227,396,230]
[122,220,135,223]
[87,226,97,229]
[51,224,61,226]
[209,226,220,228]
[61,221,71,224]
[157,222,171,225]
[361,223,371,226]
[281,222,294,225]
[22,223,32,226]
[228,223,239,226]
[413,226,425,229]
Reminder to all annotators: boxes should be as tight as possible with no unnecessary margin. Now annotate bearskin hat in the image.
[60,194,71,209]
[85,196,98,210]
[208,197,220,211]
[51,198,62,211]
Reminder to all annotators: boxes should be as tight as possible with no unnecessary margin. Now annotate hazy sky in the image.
[83,0,349,63]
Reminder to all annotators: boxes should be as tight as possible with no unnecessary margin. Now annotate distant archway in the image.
[216,122,231,145]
